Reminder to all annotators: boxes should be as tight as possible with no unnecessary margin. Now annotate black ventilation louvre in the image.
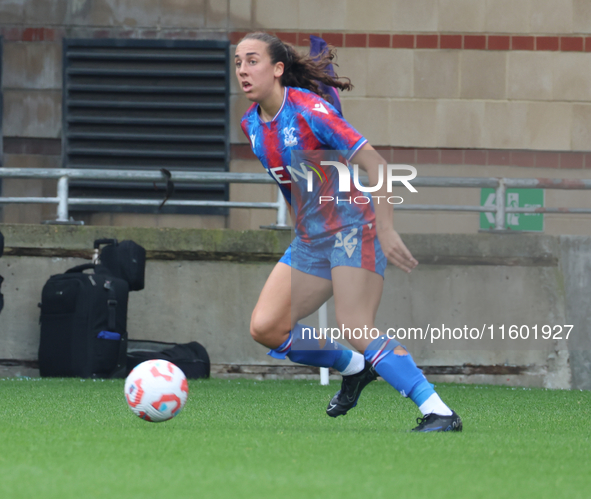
[62,39,230,215]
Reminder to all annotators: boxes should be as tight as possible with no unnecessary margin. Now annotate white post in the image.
[276,188,287,227]
[319,302,329,385]
[56,176,69,222]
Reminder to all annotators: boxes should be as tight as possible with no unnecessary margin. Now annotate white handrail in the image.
[2,168,591,229]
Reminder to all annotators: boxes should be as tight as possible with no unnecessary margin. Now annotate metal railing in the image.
[2,168,590,386]
[1,168,591,230]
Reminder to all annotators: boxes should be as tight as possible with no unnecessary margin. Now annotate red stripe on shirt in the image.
[361,223,376,272]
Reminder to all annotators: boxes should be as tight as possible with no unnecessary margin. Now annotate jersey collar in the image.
[257,87,288,125]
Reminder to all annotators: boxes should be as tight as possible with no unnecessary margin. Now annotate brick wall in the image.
[1,0,590,233]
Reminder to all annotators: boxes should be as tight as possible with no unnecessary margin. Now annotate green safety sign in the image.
[480,188,544,232]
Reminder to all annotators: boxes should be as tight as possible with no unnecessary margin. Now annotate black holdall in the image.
[94,238,146,291]
[38,263,129,378]
[126,340,210,379]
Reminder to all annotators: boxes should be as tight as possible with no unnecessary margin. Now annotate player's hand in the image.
[377,227,418,273]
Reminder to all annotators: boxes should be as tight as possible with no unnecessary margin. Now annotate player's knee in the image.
[249,309,283,346]
[249,311,267,344]
[394,345,408,356]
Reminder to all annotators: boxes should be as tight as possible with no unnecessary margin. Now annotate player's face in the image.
[235,39,283,102]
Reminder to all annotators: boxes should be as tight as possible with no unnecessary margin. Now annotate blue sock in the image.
[268,323,355,371]
[364,335,434,406]
[408,380,436,407]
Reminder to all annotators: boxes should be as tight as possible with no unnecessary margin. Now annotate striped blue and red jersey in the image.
[240,86,375,241]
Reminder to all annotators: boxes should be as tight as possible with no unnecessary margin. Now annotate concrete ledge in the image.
[0,224,589,389]
[0,224,559,265]
[1,224,292,262]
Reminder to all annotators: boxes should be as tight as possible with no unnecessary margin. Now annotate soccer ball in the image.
[124,359,189,422]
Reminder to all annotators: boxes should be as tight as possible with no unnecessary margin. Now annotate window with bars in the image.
[62,39,230,215]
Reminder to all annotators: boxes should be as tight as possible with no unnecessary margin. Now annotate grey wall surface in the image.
[559,236,591,390]
[0,224,588,389]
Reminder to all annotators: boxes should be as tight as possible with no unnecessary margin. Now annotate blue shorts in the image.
[279,224,387,280]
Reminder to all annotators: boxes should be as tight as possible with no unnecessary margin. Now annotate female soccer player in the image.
[235,32,461,432]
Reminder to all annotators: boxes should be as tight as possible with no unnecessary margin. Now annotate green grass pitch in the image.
[0,378,589,499]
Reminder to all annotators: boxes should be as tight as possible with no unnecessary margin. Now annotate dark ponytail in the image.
[240,32,353,104]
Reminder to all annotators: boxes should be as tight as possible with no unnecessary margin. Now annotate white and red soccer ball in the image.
[124,360,189,422]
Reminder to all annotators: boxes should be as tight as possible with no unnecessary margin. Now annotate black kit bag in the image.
[94,238,146,291]
[38,263,129,378]
[126,340,210,379]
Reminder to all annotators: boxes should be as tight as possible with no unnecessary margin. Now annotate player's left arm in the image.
[302,98,417,272]
[352,143,418,273]
[302,96,367,155]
